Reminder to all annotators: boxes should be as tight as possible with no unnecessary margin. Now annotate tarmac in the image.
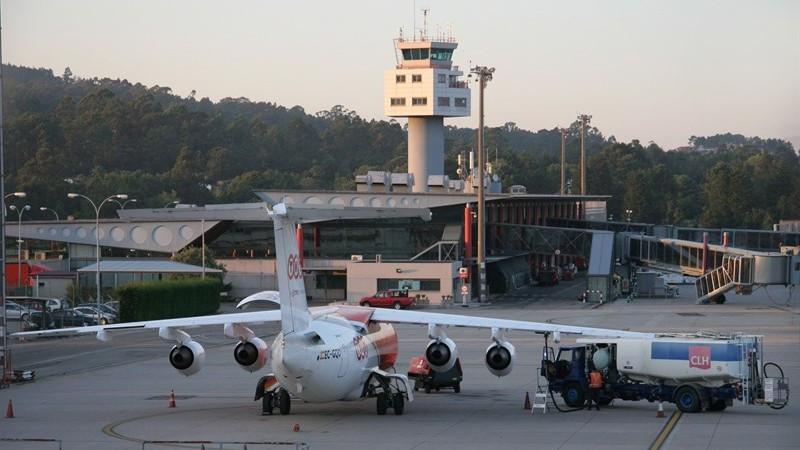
[1,281,798,449]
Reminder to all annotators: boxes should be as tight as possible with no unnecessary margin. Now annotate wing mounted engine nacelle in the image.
[425,338,458,372]
[234,337,270,372]
[160,327,206,377]
[169,340,206,377]
[225,323,269,373]
[485,340,516,377]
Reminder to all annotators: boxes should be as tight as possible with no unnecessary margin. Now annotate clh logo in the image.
[287,254,303,280]
[689,346,711,369]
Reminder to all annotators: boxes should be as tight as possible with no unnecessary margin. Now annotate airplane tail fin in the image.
[271,204,309,335]
[258,196,432,336]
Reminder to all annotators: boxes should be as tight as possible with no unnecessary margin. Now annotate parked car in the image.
[4,301,32,321]
[50,308,99,328]
[28,311,56,330]
[7,296,68,312]
[77,303,118,318]
[359,289,417,309]
[73,306,115,325]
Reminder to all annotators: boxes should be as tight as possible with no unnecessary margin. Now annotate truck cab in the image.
[542,345,606,407]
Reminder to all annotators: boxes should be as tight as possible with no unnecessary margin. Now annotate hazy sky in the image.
[4,0,799,150]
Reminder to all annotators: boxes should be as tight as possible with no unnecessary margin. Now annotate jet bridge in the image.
[626,235,799,304]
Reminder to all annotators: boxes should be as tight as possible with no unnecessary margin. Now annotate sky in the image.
[3,0,799,150]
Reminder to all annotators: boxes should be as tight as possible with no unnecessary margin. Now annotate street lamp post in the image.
[68,193,128,324]
[2,192,26,384]
[625,209,633,223]
[470,65,495,303]
[8,205,30,291]
[40,206,59,221]
[112,198,137,210]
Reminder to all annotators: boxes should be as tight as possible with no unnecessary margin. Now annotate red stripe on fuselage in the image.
[367,322,398,370]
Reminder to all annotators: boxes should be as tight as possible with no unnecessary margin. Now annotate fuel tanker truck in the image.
[542,333,789,412]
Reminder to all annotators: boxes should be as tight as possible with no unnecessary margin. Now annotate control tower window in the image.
[412,74,422,83]
[437,74,446,83]
[396,75,406,83]
[437,97,450,106]
[401,48,430,60]
[455,98,467,107]
[412,97,427,106]
[390,98,406,106]
[430,48,453,61]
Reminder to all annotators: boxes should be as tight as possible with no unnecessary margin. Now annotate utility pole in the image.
[577,114,592,195]
[470,65,494,303]
[0,2,9,388]
[560,128,567,195]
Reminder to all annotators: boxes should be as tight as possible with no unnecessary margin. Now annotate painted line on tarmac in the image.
[102,405,242,445]
[649,410,682,450]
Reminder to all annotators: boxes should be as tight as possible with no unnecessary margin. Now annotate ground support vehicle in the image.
[408,356,462,393]
[542,333,789,413]
[359,290,417,309]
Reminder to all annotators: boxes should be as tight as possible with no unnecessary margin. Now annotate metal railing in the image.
[142,440,309,449]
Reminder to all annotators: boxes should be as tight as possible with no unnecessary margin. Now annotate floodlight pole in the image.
[471,65,494,303]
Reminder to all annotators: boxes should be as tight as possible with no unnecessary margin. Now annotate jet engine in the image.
[169,340,206,376]
[485,340,516,377]
[233,337,269,372]
[425,338,458,372]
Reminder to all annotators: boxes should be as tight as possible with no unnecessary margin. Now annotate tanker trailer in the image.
[542,333,788,413]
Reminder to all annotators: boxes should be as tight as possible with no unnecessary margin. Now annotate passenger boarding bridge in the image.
[626,235,799,304]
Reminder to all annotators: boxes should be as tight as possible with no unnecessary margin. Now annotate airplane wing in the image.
[11,309,283,339]
[368,308,654,339]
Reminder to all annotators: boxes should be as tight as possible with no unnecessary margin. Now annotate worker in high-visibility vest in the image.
[586,370,603,411]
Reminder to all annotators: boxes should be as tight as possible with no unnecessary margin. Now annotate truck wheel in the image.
[453,382,461,393]
[675,386,701,413]
[393,393,405,415]
[424,384,431,394]
[713,294,726,304]
[279,389,291,415]
[393,301,402,310]
[362,301,371,307]
[563,382,585,408]
[376,392,388,415]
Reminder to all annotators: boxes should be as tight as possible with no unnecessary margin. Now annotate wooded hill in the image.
[3,65,798,229]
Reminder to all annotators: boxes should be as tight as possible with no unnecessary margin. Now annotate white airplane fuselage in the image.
[271,311,398,402]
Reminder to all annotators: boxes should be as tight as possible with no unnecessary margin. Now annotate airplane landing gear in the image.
[367,372,410,416]
[262,387,291,415]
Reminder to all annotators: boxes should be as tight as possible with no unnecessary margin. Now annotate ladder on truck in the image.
[533,344,556,414]
[532,367,553,414]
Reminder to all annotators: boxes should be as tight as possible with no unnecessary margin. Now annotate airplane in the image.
[13,200,655,416]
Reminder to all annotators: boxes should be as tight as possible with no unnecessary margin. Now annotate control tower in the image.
[384,28,471,193]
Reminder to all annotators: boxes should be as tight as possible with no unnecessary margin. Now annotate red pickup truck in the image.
[359,290,417,309]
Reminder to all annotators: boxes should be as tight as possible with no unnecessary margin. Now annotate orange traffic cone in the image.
[6,399,14,418]
[168,390,177,408]
[523,391,532,410]
[657,401,665,418]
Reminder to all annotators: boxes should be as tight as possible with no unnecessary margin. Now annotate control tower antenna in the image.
[421,8,429,40]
